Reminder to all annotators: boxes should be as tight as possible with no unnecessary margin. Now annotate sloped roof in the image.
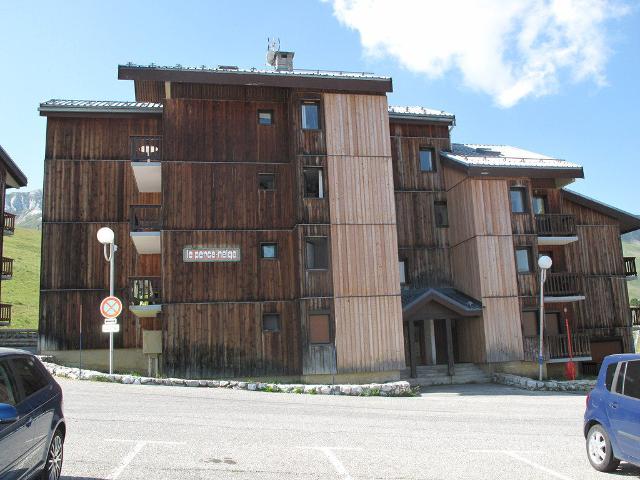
[402,287,482,319]
[0,144,27,188]
[39,99,163,115]
[563,189,640,234]
[388,106,455,124]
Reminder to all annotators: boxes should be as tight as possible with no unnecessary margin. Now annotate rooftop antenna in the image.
[266,37,280,66]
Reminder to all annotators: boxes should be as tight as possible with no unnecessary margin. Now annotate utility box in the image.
[143,330,162,355]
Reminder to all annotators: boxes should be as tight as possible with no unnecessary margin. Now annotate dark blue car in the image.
[0,348,65,480]
[584,353,640,472]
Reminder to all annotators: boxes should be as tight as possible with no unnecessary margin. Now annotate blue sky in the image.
[0,0,638,213]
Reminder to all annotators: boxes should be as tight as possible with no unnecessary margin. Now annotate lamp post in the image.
[97,227,117,374]
[538,255,552,381]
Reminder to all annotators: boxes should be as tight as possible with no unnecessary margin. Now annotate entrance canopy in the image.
[402,287,482,321]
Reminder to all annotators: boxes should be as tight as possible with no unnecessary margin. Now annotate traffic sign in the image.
[102,323,120,333]
[100,296,122,319]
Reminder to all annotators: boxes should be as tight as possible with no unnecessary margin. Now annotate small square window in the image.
[258,110,273,125]
[399,260,407,285]
[305,237,328,270]
[434,201,449,228]
[510,187,528,213]
[515,247,533,273]
[262,313,280,332]
[419,148,435,172]
[260,243,278,259]
[304,167,324,198]
[301,102,320,130]
[309,313,331,344]
[258,173,276,191]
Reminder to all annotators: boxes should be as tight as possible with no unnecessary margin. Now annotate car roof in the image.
[605,353,640,362]
[0,348,33,357]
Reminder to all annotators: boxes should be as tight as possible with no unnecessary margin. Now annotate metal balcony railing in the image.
[545,272,582,297]
[130,205,162,232]
[1,257,13,279]
[3,212,15,235]
[535,214,577,236]
[624,257,637,277]
[0,304,12,326]
[129,277,162,306]
[523,333,591,361]
[130,135,162,162]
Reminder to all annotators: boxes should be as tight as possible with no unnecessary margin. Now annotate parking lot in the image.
[57,378,640,479]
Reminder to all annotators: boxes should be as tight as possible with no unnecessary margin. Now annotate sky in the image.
[0,0,638,212]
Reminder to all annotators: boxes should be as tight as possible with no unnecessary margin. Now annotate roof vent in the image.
[266,37,294,72]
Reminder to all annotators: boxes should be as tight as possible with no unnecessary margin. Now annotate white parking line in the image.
[105,439,186,480]
[298,447,363,480]
[471,449,574,480]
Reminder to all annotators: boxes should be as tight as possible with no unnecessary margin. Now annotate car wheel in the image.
[42,430,64,480]
[587,424,619,472]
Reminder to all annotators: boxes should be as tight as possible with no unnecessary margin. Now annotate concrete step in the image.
[402,363,491,387]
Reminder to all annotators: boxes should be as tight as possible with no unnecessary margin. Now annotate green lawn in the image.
[1,228,41,329]
[623,240,640,303]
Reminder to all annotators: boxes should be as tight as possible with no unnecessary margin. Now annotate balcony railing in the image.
[523,333,591,361]
[130,136,162,162]
[535,214,577,236]
[624,257,637,277]
[3,212,15,235]
[130,205,162,232]
[632,307,640,327]
[545,272,582,297]
[0,304,11,326]
[129,277,162,306]
[1,257,13,279]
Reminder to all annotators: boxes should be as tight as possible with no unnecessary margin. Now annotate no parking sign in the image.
[100,296,122,319]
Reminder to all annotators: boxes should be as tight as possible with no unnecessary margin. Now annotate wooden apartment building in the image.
[37,54,640,381]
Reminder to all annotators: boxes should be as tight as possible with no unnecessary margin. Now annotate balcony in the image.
[3,212,15,236]
[1,257,13,280]
[130,136,162,193]
[523,333,591,363]
[535,214,578,246]
[632,306,640,327]
[128,276,162,318]
[624,257,637,279]
[544,272,585,303]
[129,205,161,254]
[0,304,11,327]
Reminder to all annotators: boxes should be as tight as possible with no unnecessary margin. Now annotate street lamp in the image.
[97,227,118,374]
[538,255,552,381]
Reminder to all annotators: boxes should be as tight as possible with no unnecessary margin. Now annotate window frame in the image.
[305,236,329,271]
[399,259,408,285]
[308,310,333,345]
[260,242,279,260]
[515,247,533,274]
[257,173,276,191]
[419,147,436,173]
[303,166,325,199]
[257,109,274,126]
[301,101,321,131]
[262,313,281,333]
[434,200,449,228]
[532,195,547,215]
[510,187,529,214]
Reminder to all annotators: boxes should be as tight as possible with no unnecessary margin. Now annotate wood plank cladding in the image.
[483,297,524,362]
[395,192,448,247]
[163,98,289,163]
[323,92,404,373]
[391,137,450,191]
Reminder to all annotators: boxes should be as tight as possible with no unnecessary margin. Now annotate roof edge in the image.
[0,144,28,188]
[563,189,640,234]
[440,153,585,179]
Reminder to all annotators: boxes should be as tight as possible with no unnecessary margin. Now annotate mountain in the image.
[623,230,640,243]
[4,189,42,229]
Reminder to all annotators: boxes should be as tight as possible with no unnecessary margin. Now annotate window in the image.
[623,360,640,400]
[262,313,280,332]
[510,187,528,213]
[301,102,320,130]
[0,362,17,406]
[258,173,276,191]
[434,201,449,227]
[258,110,273,125]
[515,247,533,273]
[309,314,331,344]
[533,195,547,215]
[419,148,435,172]
[260,243,278,259]
[303,168,324,198]
[11,357,48,398]
[399,260,407,285]
[305,237,328,270]
[605,362,618,391]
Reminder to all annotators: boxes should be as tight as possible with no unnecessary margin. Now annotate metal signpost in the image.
[97,227,119,374]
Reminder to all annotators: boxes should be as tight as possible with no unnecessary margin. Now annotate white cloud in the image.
[328,0,629,107]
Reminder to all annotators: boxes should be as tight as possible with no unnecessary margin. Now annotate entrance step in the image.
[401,363,491,387]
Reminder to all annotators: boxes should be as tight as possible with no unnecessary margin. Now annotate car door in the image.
[607,360,640,461]
[0,359,33,480]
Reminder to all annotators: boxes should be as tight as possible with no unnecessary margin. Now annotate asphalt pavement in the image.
[56,378,640,479]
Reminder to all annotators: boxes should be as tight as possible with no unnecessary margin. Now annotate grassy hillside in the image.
[623,240,640,303]
[1,228,41,329]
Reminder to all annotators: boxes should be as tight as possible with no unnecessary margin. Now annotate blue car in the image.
[584,353,640,472]
[0,348,65,480]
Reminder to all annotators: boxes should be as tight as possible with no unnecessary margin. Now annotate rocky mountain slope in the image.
[4,189,42,229]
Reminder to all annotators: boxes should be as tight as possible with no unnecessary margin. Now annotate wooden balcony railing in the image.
[130,205,162,232]
[129,277,162,306]
[3,212,16,235]
[535,214,577,236]
[523,333,591,361]
[130,135,162,162]
[624,257,637,277]
[0,304,12,326]
[545,272,582,297]
[632,306,640,327]
[1,257,13,279]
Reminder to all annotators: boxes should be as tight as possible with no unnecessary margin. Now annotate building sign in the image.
[183,247,241,263]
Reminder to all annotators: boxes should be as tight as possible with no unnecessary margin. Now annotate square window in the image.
[399,260,407,285]
[301,102,320,130]
[258,173,276,191]
[515,247,533,273]
[260,243,278,259]
[262,313,280,332]
[303,167,324,198]
[510,187,528,213]
[309,314,331,344]
[305,237,328,270]
[434,201,449,227]
[258,110,273,125]
[419,148,435,172]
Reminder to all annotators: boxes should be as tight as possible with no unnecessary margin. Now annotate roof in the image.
[0,347,32,357]
[402,287,482,319]
[563,189,640,234]
[39,99,163,116]
[440,144,584,179]
[0,144,28,188]
[388,105,455,124]
[118,63,393,93]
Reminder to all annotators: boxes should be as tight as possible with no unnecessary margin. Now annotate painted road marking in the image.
[471,450,574,480]
[298,447,363,480]
[106,439,186,480]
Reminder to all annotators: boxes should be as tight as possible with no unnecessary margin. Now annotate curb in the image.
[492,372,595,392]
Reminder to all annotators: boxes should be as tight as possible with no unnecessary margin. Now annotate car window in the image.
[0,361,17,406]
[613,362,626,394]
[605,362,618,391]
[623,360,640,400]
[11,357,49,399]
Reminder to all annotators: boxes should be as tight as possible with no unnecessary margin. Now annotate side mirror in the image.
[0,403,18,424]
